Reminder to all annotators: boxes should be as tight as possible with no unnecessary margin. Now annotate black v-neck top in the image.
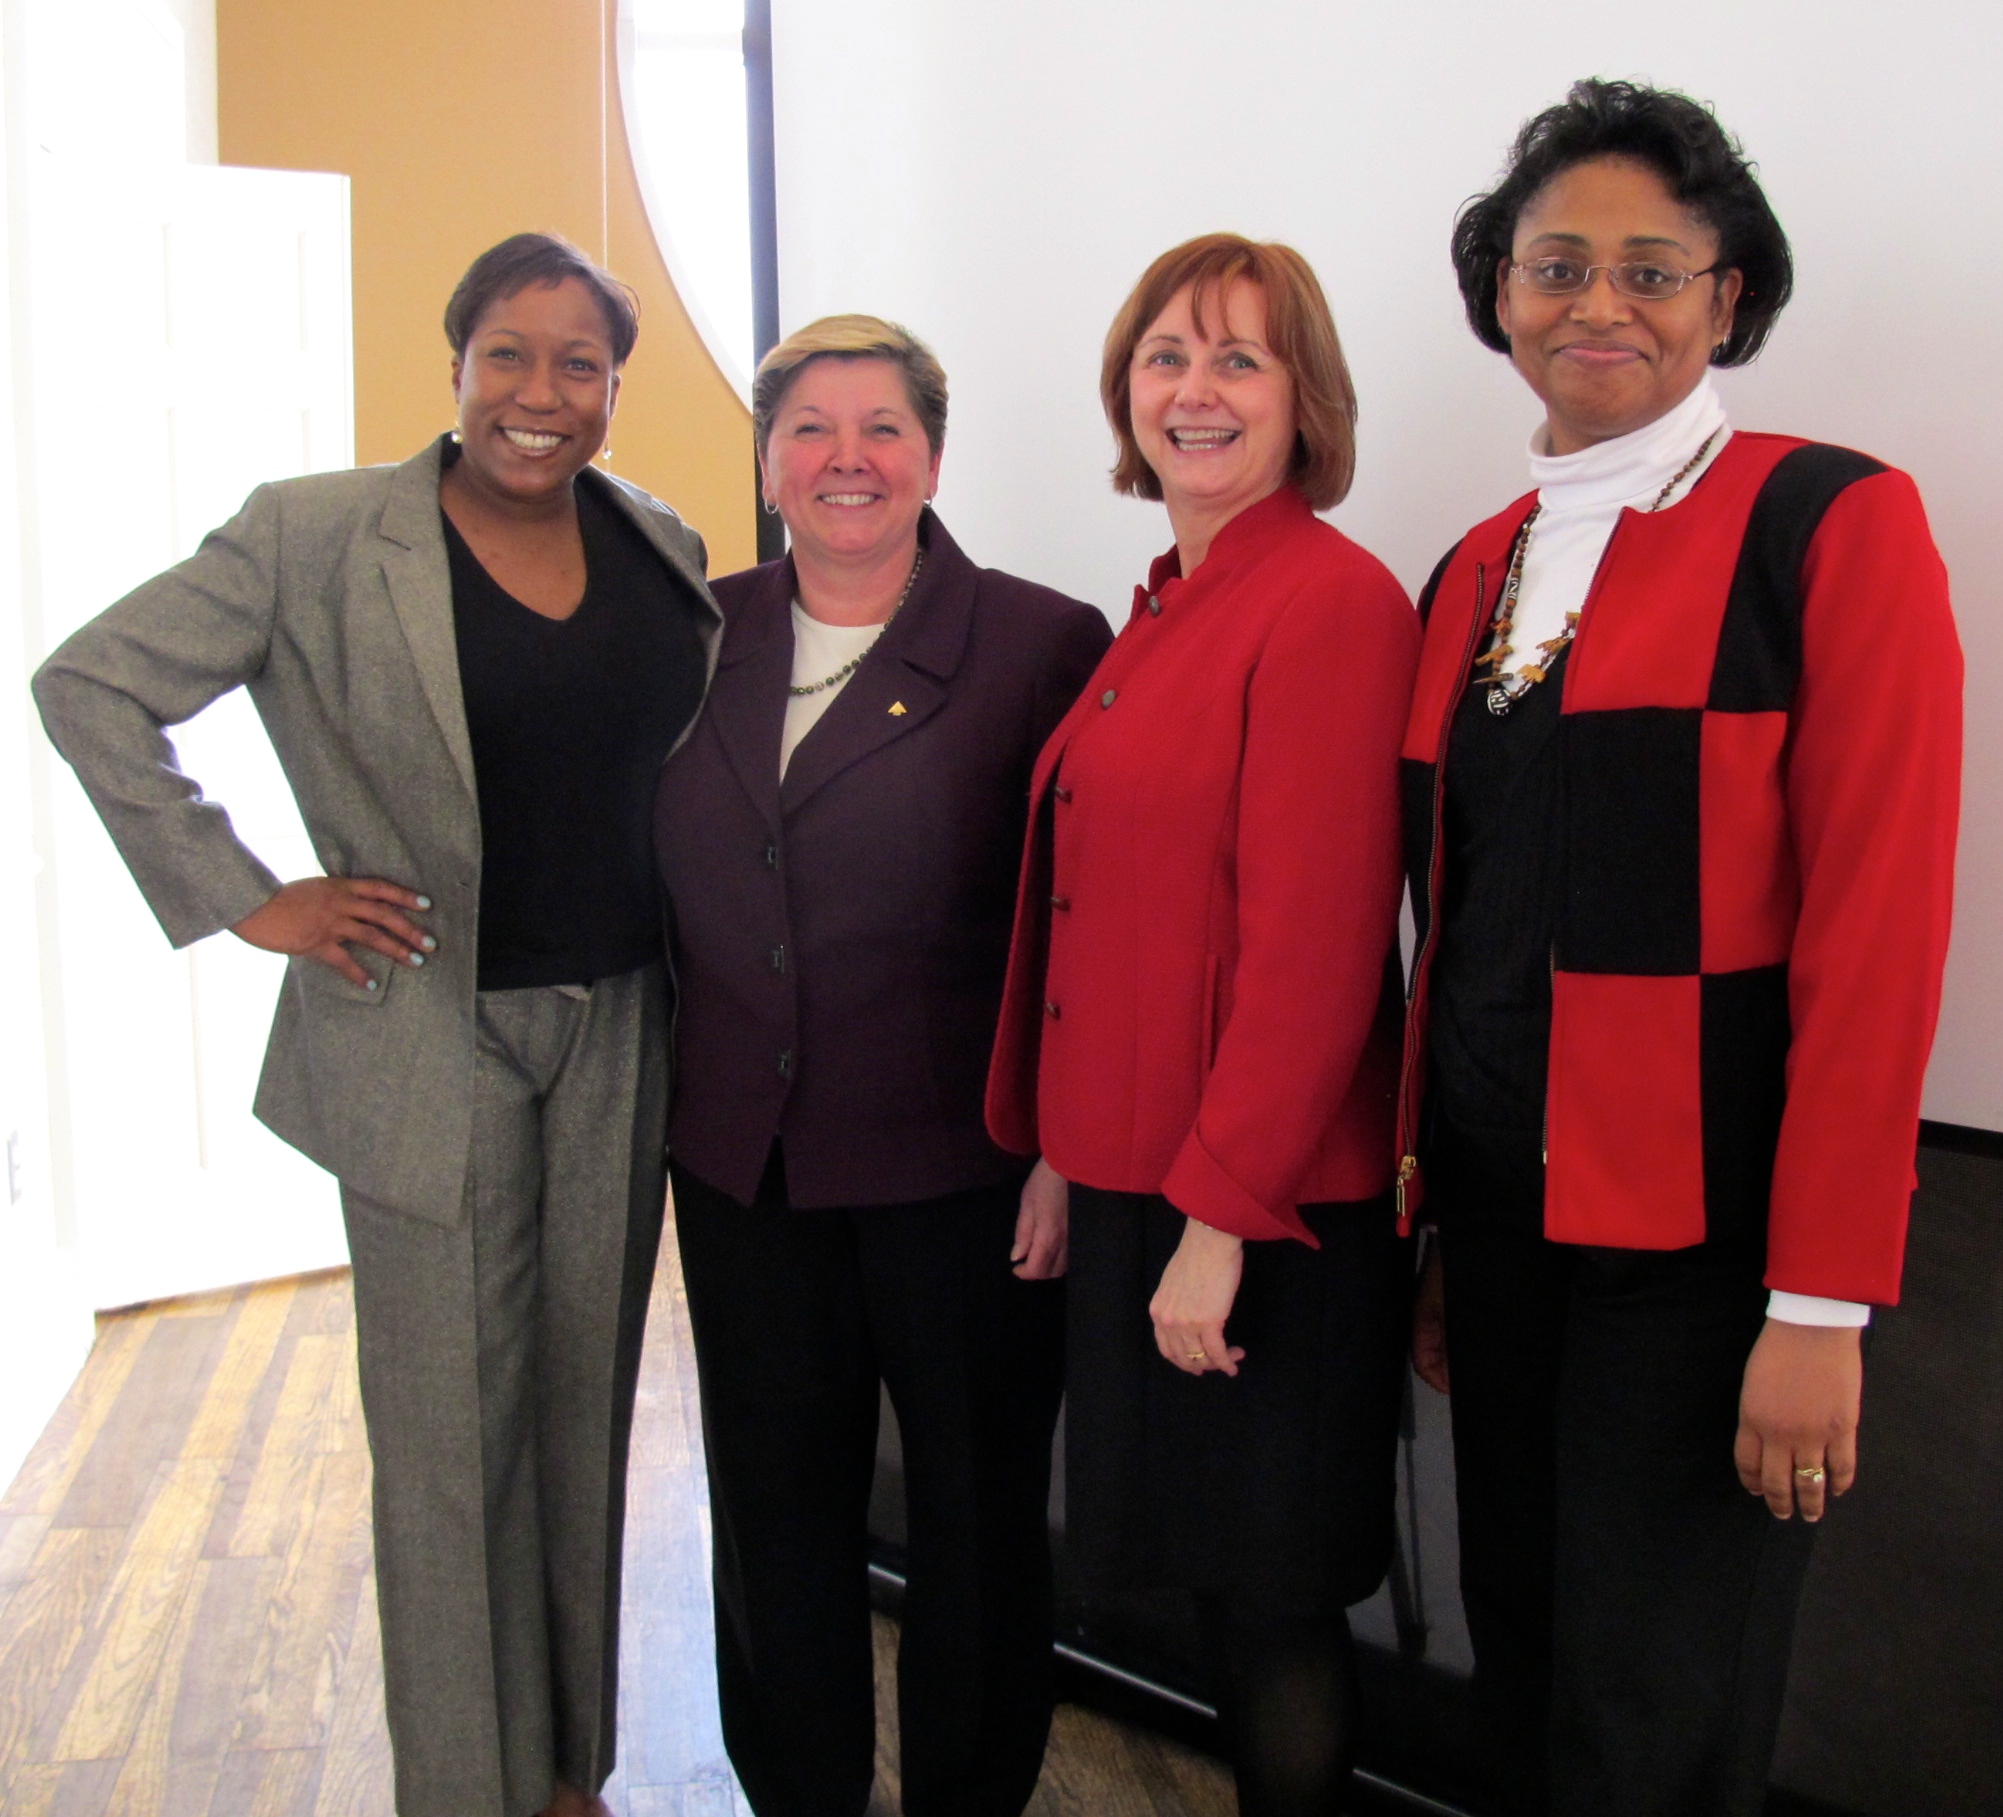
[1426,644,1571,1157]
[446,477,707,990]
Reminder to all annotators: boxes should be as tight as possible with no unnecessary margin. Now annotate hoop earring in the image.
[761,496,779,516]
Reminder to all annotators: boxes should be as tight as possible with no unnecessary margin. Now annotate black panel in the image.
[1402,757,1438,949]
[1415,540,1460,628]
[1699,964,1791,1251]
[1709,443,1885,712]
[1559,707,1703,975]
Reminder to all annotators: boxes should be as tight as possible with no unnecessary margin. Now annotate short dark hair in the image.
[443,232,641,367]
[1451,79,1793,367]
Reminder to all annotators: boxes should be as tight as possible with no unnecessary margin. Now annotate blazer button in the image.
[1050,894,1070,911]
[1147,595,1162,616]
[1044,1001,1061,1020]
[778,1049,792,1078]
[1099,689,1117,708]
[770,944,787,974]
[763,843,777,868]
[1054,784,1072,803]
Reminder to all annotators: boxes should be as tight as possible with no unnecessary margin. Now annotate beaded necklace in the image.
[788,547,926,698]
[1473,428,1720,718]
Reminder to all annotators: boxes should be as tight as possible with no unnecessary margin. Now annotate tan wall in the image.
[217,0,755,573]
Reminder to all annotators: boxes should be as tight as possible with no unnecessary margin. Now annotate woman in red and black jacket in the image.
[988,234,1419,1817]
[1401,80,1962,1817]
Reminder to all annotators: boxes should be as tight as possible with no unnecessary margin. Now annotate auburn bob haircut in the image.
[1101,233,1358,512]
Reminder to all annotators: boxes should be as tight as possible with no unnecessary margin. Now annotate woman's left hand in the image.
[1151,1217,1246,1375]
[1734,1318,1863,1521]
[1011,1157,1069,1280]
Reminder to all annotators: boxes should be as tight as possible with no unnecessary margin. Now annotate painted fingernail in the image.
[416,895,433,910]
[409,952,425,967]
[421,935,437,950]
[365,978,379,992]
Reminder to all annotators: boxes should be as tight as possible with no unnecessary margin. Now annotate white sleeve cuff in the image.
[1766,1290,1872,1328]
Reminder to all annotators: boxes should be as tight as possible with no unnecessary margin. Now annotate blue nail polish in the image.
[365,978,379,992]
[409,952,425,968]
[416,894,433,910]
[421,935,437,950]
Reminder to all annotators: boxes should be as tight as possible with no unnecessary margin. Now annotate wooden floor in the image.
[0,1213,1233,1817]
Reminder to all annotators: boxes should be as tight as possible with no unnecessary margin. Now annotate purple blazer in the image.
[653,512,1110,1208]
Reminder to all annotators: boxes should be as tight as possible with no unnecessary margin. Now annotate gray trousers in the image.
[341,964,668,1817]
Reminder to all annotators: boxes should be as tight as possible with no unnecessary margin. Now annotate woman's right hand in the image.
[1151,1216,1246,1375]
[232,877,435,989]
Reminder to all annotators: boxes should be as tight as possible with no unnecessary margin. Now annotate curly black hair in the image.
[1452,78,1793,367]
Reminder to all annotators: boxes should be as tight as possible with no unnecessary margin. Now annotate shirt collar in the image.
[1144,483,1312,598]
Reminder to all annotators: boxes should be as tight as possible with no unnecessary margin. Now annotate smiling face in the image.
[450,277,620,508]
[760,355,942,571]
[1497,156,1742,454]
[1129,278,1297,533]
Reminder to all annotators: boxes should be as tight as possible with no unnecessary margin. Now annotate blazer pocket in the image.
[292,947,395,1007]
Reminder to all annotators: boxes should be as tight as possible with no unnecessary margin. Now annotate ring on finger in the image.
[1186,1351,1206,1364]
[1793,1464,1827,1484]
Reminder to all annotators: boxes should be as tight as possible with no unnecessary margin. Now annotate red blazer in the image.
[986,486,1419,1244]
[1399,435,1962,1303]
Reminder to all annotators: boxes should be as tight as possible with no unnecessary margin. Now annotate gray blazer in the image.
[32,437,722,1224]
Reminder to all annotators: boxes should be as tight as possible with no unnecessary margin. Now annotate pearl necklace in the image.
[1475,429,1720,717]
[788,548,926,698]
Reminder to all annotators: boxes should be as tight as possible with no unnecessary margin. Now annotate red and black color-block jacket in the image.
[1398,433,1961,1305]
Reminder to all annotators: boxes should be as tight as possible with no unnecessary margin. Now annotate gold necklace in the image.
[788,548,926,698]
[1477,428,1720,717]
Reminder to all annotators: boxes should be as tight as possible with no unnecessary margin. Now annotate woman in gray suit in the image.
[33,232,720,1817]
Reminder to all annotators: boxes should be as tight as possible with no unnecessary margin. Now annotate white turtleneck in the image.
[1501,377,1730,687]
[1513,378,1866,1331]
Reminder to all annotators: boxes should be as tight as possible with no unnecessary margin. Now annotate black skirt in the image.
[1063,1186,1412,1619]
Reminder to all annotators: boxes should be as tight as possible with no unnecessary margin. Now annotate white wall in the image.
[0,0,92,1499]
[157,0,216,162]
[772,0,2003,1131]
[1,0,344,1492]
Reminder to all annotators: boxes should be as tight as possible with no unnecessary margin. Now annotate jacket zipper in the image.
[1397,556,1495,1229]
[1543,944,1554,1165]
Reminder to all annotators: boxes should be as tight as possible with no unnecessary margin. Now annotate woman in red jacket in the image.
[1401,81,1961,1816]
[988,234,1419,1816]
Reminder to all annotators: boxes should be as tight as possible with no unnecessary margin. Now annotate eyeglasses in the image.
[1510,257,1722,302]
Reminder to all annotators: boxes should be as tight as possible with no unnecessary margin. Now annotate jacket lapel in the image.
[780,512,975,817]
[376,438,477,803]
[584,466,721,634]
[708,561,792,837]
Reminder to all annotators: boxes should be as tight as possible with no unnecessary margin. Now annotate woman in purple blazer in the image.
[652,315,1109,1817]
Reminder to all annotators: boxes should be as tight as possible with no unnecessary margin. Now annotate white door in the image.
[30,156,355,1310]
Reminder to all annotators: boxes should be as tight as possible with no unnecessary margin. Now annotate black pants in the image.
[671,1158,1065,1817]
[1433,1137,1816,1817]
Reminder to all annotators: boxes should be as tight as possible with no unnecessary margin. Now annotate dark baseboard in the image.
[1918,1119,2003,1159]
[1766,1791,1867,1817]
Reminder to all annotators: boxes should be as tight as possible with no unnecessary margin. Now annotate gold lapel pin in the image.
[888,701,908,716]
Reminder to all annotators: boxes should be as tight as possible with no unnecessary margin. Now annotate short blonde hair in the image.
[1101,234,1358,512]
[752,314,948,456]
